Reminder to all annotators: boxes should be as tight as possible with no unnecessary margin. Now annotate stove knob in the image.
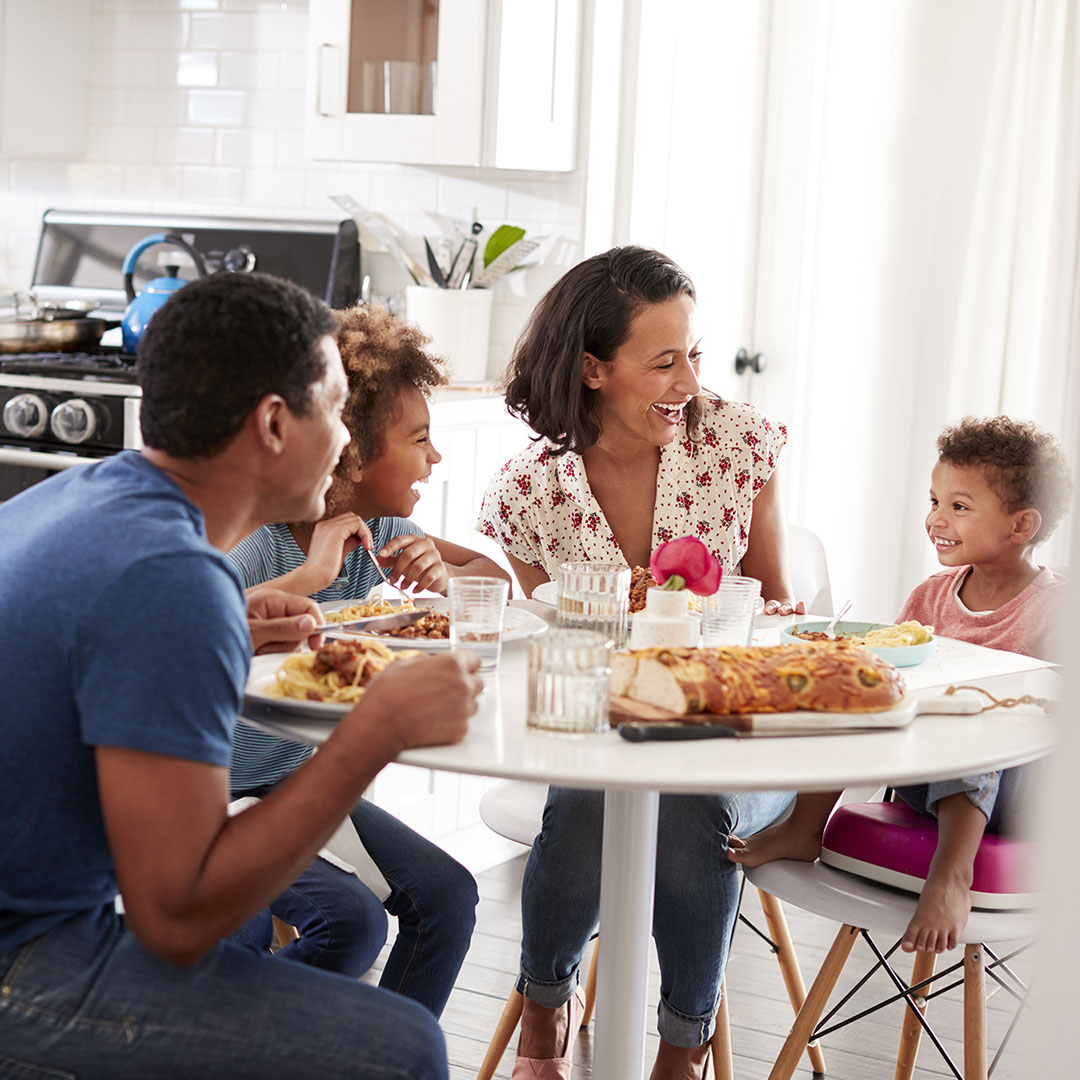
[3,392,52,437]
[223,245,256,273]
[50,398,103,445]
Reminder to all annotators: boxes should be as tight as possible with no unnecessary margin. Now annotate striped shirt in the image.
[228,517,421,793]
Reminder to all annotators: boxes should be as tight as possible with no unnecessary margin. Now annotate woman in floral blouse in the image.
[476,246,801,1080]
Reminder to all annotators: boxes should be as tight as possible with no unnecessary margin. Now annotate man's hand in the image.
[342,651,483,756]
[305,513,374,592]
[378,534,449,595]
[247,587,322,654]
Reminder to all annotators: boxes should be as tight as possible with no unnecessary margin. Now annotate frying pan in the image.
[0,293,118,354]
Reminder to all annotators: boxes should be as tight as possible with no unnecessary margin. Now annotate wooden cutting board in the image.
[609,691,982,737]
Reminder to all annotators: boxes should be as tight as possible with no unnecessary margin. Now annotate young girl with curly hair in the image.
[226,304,509,1016]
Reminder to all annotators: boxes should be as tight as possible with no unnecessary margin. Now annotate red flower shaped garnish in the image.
[649,535,723,595]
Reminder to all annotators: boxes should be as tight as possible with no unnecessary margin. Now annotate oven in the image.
[0,210,359,502]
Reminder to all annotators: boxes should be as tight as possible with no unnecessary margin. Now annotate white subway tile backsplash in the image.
[93,49,163,89]
[11,162,70,195]
[218,50,279,91]
[189,12,251,49]
[67,162,128,197]
[244,167,306,209]
[182,165,245,202]
[177,51,219,88]
[126,88,188,127]
[124,164,185,201]
[251,10,306,52]
[155,126,217,164]
[303,169,371,213]
[88,87,127,125]
[215,128,276,167]
[277,51,306,91]
[128,12,188,50]
[245,90,305,131]
[435,175,510,222]
[187,89,246,126]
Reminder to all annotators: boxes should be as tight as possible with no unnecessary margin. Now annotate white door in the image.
[619,0,1012,618]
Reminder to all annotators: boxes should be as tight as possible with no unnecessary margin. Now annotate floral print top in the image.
[475,397,787,578]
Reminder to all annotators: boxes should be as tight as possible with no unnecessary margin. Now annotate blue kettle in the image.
[121,233,208,354]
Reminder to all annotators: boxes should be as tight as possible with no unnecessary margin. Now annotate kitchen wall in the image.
[0,0,587,376]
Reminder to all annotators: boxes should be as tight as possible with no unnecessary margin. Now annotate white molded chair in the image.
[744,858,1035,1080]
[787,524,833,615]
[477,780,827,1080]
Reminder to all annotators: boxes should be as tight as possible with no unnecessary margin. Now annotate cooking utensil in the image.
[424,238,448,288]
[330,194,435,287]
[0,292,118,354]
[312,608,431,635]
[121,233,209,353]
[446,237,477,289]
[469,237,541,289]
[363,545,417,606]
[824,599,853,638]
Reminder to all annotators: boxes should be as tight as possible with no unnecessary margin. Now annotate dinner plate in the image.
[779,620,936,668]
[244,652,352,720]
[320,596,548,650]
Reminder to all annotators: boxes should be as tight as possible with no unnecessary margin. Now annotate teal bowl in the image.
[779,620,935,668]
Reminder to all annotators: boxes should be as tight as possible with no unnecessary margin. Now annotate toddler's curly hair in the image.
[937,415,1072,542]
[326,305,446,514]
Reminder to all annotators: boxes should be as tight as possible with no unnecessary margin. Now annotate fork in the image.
[824,599,854,638]
[364,545,415,606]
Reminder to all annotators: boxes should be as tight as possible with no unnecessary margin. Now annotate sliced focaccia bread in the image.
[612,641,904,715]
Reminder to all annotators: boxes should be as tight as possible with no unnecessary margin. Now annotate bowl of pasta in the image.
[779,620,935,667]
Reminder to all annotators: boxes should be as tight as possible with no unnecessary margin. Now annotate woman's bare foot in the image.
[518,995,573,1058]
[902,865,973,954]
[726,817,825,867]
[649,1038,712,1080]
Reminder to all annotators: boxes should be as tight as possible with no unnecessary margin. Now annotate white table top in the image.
[243,605,1057,794]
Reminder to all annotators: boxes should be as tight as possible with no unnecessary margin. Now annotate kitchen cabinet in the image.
[367,391,531,872]
[0,1,90,156]
[306,0,582,170]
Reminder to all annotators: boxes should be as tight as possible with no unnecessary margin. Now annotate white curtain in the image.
[945,0,1080,568]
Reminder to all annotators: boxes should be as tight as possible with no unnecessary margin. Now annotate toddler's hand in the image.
[378,534,448,595]
[763,598,806,616]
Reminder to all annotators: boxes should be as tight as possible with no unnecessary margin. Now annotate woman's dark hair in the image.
[325,304,447,516]
[504,245,698,454]
[138,272,338,458]
[937,415,1073,542]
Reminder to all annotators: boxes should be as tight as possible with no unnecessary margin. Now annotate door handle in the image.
[734,348,767,375]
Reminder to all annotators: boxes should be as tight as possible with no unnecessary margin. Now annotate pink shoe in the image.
[511,986,587,1079]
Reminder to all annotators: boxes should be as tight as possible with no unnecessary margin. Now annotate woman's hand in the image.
[378,534,449,595]
[763,598,806,617]
[246,587,322,654]
[304,513,374,592]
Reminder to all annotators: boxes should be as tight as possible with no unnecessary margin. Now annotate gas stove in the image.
[0,209,360,501]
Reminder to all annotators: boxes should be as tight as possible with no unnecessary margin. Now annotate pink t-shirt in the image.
[896,565,1064,660]
[475,397,786,577]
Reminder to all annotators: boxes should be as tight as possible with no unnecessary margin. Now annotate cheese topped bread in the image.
[611,641,904,716]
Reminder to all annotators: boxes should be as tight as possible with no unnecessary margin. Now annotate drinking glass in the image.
[555,562,631,649]
[527,629,612,735]
[700,575,762,646]
[448,576,509,671]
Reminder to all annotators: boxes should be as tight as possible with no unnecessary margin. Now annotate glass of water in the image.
[448,576,510,671]
[555,562,631,649]
[700,575,762,646]
[527,629,611,735]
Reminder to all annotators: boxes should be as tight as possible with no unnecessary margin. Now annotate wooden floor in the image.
[361,853,1035,1079]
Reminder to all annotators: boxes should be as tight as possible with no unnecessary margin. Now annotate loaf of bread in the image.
[611,641,905,715]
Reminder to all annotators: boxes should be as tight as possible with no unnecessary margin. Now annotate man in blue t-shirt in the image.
[0,272,482,1079]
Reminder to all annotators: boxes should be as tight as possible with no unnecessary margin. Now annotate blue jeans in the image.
[517,786,795,1047]
[231,796,478,1018]
[894,762,1033,834]
[0,907,446,1079]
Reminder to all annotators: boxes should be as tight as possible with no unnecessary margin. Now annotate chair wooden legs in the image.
[767,924,859,1080]
[894,950,936,1080]
[711,977,734,1080]
[758,889,827,1076]
[476,939,599,1080]
[963,945,986,1080]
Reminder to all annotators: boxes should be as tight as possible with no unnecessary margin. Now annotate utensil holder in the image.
[405,285,494,385]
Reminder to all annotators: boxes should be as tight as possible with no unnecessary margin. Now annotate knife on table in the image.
[617,722,739,742]
[312,608,431,635]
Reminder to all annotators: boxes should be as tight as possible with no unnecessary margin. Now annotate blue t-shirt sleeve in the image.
[74,554,249,767]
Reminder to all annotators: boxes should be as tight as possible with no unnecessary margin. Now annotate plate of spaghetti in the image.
[320,597,548,650]
[243,638,421,719]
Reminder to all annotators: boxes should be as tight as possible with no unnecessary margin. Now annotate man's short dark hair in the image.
[137,272,339,458]
[938,415,1073,543]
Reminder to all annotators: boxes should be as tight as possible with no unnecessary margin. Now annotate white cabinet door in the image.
[305,0,580,170]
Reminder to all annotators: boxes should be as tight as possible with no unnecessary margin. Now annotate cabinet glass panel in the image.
[347,0,438,115]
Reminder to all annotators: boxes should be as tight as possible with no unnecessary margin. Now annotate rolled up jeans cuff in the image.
[516,968,579,1009]
[656,994,717,1048]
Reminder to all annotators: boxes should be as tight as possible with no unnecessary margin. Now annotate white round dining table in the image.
[242,606,1057,1080]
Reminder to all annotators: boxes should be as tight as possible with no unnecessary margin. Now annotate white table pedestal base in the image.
[594,788,660,1079]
